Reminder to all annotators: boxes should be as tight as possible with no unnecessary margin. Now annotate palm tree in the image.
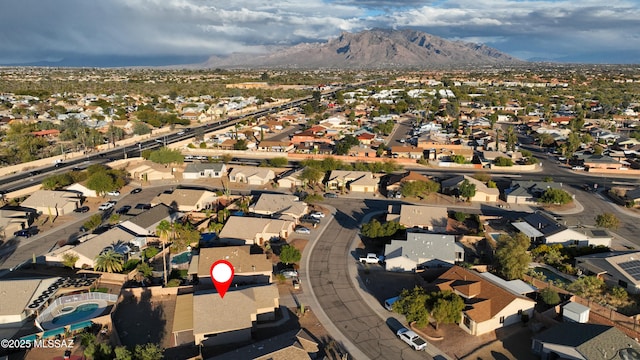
[155,220,173,286]
[94,250,124,273]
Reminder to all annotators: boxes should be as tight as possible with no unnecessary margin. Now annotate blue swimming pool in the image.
[533,267,572,285]
[171,251,191,265]
[51,303,99,326]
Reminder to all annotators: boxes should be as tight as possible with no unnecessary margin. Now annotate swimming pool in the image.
[171,251,192,265]
[51,302,100,326]
[533,266,572,285]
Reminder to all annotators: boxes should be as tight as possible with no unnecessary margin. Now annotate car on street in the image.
[14,227,39,238]
[572,166,585,171]
[130,188,142,194]
[177,131,185,135]
[73,206,90,213]
[396,328,427,351]
[107,190,121,196]
[384,296,400,311]
[323,193,338,198]
[98,202,115,211]
[116,205,131,215]
[295,226,311,234]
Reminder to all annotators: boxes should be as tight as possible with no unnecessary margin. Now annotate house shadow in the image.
[113,288,167,348]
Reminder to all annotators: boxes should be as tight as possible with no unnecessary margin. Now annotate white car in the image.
[107,190,120,196]
[295,226,311,234]
[397,328,427,351]
[572,166,585,171]
[309,211,325,219]
[98,202,115,211]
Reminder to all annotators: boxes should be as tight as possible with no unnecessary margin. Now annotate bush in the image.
[166,278,181,287]
[540,287,561,306]
[454,212,468,222]
[143,247,160,259]
[494,157,514,167]
[539,188,572,205]
[83,214,102,231]
[123,259,141,272]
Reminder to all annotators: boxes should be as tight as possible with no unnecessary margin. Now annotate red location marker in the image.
[210,260,234,298]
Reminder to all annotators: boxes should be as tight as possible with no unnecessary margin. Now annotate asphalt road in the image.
[308,199,432,359]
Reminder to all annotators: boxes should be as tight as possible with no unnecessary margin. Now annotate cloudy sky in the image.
[2,0,640,66]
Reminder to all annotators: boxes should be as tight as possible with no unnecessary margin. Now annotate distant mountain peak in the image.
[200,28,523,69]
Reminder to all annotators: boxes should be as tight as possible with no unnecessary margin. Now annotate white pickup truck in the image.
[397,328,427,351]
[359,253,383,264]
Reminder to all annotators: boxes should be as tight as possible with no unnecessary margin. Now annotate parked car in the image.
[295,226,311,234]
[130,188,142,194]
[384,296,400,311]
[73,206,90,213]
[309,211,325,219]
[300,215,321,225]
[279,269,299,278]
[397,328,427,351]
[323,193,338,198]
[107,190,121,196]
[98,202,115,211]
[116,205,131,215]
[14,227,38,238]
[135,203,152,210]
[572,166,585,171]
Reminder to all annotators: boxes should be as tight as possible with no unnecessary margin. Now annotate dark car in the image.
[73,206,90,213]
[14,227,38,238]
[93,224,112,235]
[300,215,321,225]
[116,205,131,215]
[130,188,142,194]
[54,162,64,168]
[135,203,152,210]
[323,193,338,198]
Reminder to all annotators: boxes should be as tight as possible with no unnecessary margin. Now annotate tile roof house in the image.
[384,171,433,192]
[151,188,217,212]
[441,175,500,202]
[182,162,227,180]
[229,166,275,186]
[214,329,319,360]
[512,212,611,247]
[217,216,295,246]
[432,266,535,336]
[326,170,378,192]
[386,204,449,233]
[531,323,640,360]
[249,193,308,222]
[182,284,280,346]
[119,204,182,238]
[20,190,81,216]
[194,246,272,288]
[575,251,640,294]
[384,233,463,272]
[505,180,566,205]
[45,227,136,269]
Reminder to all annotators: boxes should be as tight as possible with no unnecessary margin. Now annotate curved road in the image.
[307,200,431,360]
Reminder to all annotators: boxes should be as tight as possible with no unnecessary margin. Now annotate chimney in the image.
[538,223,542,229]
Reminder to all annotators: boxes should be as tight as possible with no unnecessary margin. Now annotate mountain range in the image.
[198,28,523,69]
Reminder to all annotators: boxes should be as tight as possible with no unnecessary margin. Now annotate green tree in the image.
[61,252,79,269]
[299,167,324,186]
[334,134,359,155]
[233,139,249,150]
[567,276,604,298]
[148,147,184,165]
[595,212,620,229]
[458,179,476,201]
[494,157,514,167]
[539,287,561,306]
[451,154,466,164]
[539,188,572,205]
[83,213,103,231]
[133,343,163,360]
[611,286,628,303]
[454,212,468,222]
[393,286,430,327]
[361,219,404,238]
[427,290,465,330]
[86,171,117,196]
[42,173,75,190]
[400,180,440,198]
[133,122,151,135]
[279,245,301,265]
[495,233,532,280]
[114,346,132,360]
[267,157,288,167]
[94,250,124,273]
